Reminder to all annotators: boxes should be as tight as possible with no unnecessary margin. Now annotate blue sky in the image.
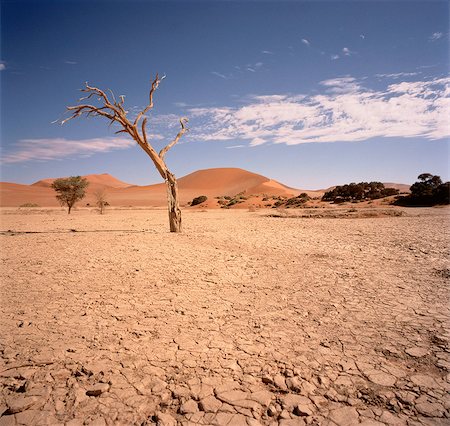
[1,0,449,189]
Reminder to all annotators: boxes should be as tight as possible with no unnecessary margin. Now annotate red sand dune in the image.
[0,168,298,207]
[31,173,132,189]
[0,168,408,208]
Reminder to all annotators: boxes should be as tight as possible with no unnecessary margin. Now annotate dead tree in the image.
[94,189,108,214]
[62,74,188,232]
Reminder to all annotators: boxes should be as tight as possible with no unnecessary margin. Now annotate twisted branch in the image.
[159,118,189,160]
[61,74,186,170]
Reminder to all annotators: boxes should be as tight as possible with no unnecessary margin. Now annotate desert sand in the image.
[0,206,449,425]
[0,169,305,209]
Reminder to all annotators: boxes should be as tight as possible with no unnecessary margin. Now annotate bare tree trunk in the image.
[166,171,182,233]
[68,205,72,214]
[63,75,188,232]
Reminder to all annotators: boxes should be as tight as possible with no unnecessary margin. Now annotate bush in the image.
[19,203,39,207]
[322,182,399,202]
[191,195,208,206]
[395,174,449,206]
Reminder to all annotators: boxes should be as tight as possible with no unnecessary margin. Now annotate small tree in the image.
[94,189,108,214]
[61,74,188,232]
[395,173,449,206]
[410,173,442,198]
[51,176,89,214]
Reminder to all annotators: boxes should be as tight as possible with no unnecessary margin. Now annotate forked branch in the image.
[60,73,186,232]
[61,74,186,169]
[159,118,189,160]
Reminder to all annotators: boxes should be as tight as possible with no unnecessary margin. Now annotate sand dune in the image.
[31,173,132,189]
[0,168,409,207]
[0,168,298,207]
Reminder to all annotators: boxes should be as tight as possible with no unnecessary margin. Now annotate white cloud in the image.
[301,38,310,46]
[331,54,340,60]
[211,71,228,80]
[226,145,246,149]
[342,47,356,56]
[360,34,365,39]
[250,137,267,147]
[376,72,420,79]
[429,32,443,41]
[2,137,135,164]
[261,50,274,55]
[320,77,361,93]
[64,60,77,65]
[0,62,5,71]
[187,77,450,146]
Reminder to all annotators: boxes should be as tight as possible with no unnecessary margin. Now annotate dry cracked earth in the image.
[0,207,449,426]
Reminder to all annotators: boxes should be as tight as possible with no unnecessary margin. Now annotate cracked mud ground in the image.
[0,208,449,426]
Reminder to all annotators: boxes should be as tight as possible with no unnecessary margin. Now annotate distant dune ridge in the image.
[0,168,408,207]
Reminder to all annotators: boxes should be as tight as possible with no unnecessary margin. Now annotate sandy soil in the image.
[0,207,449,426]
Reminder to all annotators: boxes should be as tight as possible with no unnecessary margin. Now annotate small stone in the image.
[286,376,302,392]
[317,375,330,388]
[301,381,316,396]
[249,390,273,407]
[279,419,306,426]
[267,405,278,417]
[261,375,273,385]
[310,395,327,409]
[273,374,288,390]
[294,403,313,416]
[86,383,110,397]
[378,410,405,425]
[279,409,291,419]
[88,419,106,426]
[0,415,16,426]
[405,347,429,358]
[328,406,359,426]
[410,374,439,389]
[359,420,385,426]
[212,412,247,426]
[199,395,222,412]
[172,385,191,399]
[180,399,199,414]
[155,411,177,426]
[282,394,312,412]
[215,389,258,409]
[367,371,396,387]
[416,401,445,417]
[5,395,41,414]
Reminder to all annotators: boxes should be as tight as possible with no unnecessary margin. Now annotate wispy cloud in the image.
[360,34,365,40]
[187,77,450,146]
[376,72,420,79]
[246,62,263,73]
[2,137,135,164]
[64,60,78,65]
[301,38,310,47]
[429,32,443,41]
[211,71,228,80]
[342,47,355,56]
[226,145,246,149]
[0,62,6,71]
[261,50,274,55]
[331,54,340,60]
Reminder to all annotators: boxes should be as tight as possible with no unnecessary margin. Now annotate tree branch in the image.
[133,74,163,127]
[159,118,188,160]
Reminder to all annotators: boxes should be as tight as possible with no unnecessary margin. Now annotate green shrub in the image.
[322,182,399,202]
[191,195,208,206]
[395,174,449,206]
[19,203,39,207]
